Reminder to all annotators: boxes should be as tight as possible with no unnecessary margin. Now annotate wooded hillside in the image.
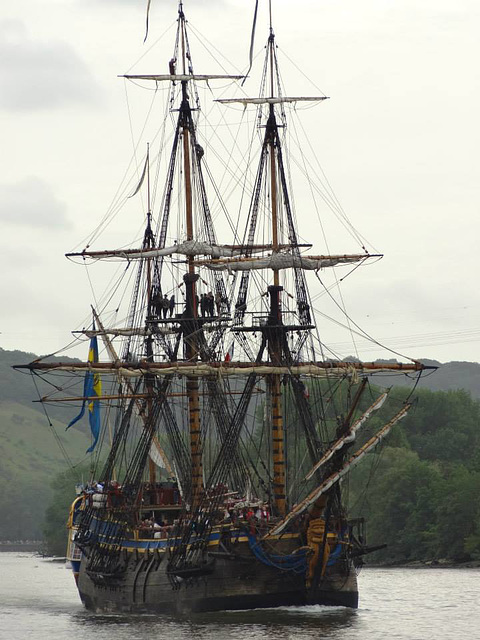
[348,386,480,563]
[0,348,88,541]
[2,347,480,564]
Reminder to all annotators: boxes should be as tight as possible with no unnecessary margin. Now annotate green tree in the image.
[349,447,445,563]
[43,465,90,556]
[435,465,480,560]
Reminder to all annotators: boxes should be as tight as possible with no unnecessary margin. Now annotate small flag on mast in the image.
[66,331,102,453]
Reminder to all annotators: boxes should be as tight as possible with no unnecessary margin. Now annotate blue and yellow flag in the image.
[66,334,102,453]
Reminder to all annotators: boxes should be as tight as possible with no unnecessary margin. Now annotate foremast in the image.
[143,146,158,485]
[57,2,244,510]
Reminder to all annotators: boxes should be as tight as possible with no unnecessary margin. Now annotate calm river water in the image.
[0,552,478,640]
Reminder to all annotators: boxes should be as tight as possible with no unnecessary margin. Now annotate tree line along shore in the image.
[1,348,480,564]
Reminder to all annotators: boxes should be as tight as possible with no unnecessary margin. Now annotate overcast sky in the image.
[1,0,479,364]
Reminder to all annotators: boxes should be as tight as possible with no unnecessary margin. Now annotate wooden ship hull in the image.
[67,489,361,613]
[77,562,358,614]
[73,531,359,613]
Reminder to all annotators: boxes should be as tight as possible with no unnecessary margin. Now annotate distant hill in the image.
[2,346,480,542]
[0,348,90,541]
[362,358,480,399]
[0,400,90,541]
[418,360,480,398]
[0,347,84,427]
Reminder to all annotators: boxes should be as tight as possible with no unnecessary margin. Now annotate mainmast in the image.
[177,5,202,508]
[266,24,286,517]
[57,0,245,506]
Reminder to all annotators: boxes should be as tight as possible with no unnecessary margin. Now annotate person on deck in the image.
[215,292,222,316]
[200,293,207,317]
[207,291,214,317]
[169,295,175,317]
[161,294,169,318]
[152,290,162,317]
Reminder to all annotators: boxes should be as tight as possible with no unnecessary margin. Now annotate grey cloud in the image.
[0,20,101,111]
[88,0,225,5]
[84,0,227,12]
[93,0,145,4]
[0,177,72,229]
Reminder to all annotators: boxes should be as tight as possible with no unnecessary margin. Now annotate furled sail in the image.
[122,74,244,82]
[266,403,411,537]
[216,97,328,105]
[66,240,268,261]
[17,361,425,378]
[303,392,388,482]
[198,253,381,272]
[149,437,171,472]
[84,327,177,338]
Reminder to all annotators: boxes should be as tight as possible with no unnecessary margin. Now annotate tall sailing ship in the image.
[17,2,430,613]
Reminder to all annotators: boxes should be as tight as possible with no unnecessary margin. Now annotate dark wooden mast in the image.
[178,7,203,509]
[266,28,286,517]
[144,146,158,486]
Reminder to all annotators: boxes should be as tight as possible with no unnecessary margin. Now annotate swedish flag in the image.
[66,334,102,453]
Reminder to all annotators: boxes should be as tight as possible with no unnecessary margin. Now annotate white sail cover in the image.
[68,240,267,261]
[203,253,374,272]
[85,327,176,338]
[29,362,408,379]
[216,97,328,105]
[149,441,167,469]
[122,74,244,82]
[22,359,424,381]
